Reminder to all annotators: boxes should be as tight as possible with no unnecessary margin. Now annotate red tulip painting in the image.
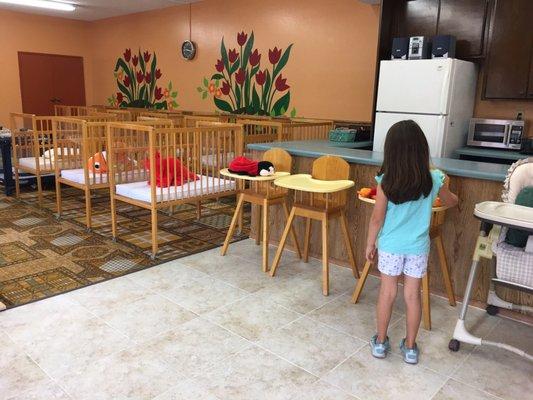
[197,31,296,117]
[107,48,178,109]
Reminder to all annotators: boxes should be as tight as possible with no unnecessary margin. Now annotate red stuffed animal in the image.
[145,152,199,188]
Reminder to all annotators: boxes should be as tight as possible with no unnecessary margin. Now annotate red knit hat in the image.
[229,156,260,176]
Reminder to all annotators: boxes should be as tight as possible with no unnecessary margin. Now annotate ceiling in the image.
[0,0,201,21]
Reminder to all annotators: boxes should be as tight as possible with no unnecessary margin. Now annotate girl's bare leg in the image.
[403,275,422,348]
[377,273,398,343]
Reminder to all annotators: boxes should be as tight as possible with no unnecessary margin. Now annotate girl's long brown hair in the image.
[378,120,432,204]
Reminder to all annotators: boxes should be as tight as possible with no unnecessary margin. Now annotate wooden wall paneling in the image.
[483,0,533,99]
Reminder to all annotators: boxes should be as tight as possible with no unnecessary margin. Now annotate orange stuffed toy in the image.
[145,152,199,188]
[358,186,443,207]
[88,151,108,174]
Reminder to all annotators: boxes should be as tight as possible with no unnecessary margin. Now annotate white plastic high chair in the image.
[449,158,533,361]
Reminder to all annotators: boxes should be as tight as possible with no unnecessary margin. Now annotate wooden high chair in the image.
[220,148,302,272]
[270,155,359,295]
[351,194,456,330]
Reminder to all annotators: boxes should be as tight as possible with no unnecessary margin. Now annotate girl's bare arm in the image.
[366,184,387,261]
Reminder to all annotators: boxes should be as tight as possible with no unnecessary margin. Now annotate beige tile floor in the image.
[1,239,532,400]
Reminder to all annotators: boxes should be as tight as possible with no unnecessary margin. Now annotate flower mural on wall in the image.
[198,31,296,117]
[107,48,178,109]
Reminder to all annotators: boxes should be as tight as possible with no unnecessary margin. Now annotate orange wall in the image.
[0,9,93,127]
[89,0,381,121]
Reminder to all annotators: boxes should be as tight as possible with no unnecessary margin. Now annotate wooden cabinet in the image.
[483,0,533,99]
[438,0,490,58]
[389,0,490,59]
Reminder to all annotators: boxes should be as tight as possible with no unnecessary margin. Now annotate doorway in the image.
[18,52,86,115]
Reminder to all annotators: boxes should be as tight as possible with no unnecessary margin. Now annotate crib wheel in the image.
[448,339,460,352]
[112,237,117,243]
[55,215,61,221]
[486,305,499,316]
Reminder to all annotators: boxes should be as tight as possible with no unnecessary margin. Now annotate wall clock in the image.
[181,40,196,60]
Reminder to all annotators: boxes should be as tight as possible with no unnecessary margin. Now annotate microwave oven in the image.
[467,118,525,150]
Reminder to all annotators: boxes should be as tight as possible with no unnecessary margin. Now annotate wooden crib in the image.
[54,118,174,229]
[54,105,98,116]
[10,113,55,205]
[238,119,333,148]
[106,122,244,258]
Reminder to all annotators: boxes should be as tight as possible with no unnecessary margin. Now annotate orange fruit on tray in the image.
[433,197,442,207]
[358,187,372,198]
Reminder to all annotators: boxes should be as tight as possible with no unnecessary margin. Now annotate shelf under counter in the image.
[455,147,529,165]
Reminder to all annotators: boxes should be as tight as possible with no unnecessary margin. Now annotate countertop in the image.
[247,140,511,182]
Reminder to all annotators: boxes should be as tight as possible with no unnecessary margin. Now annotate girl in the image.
[366,120,458,364]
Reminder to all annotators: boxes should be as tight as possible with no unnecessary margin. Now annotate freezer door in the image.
[373,112,446,158]
[376,59,453,115]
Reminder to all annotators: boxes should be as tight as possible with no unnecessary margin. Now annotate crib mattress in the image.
[115,175,235,203]
[18,157,54,171]
[61,169,145,185]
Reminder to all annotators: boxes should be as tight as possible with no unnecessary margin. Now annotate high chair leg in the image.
[255,204,261,245]
[321,217,329,296]
[262,199,270,272]
[422,272,431,330]
[270,206,296,277]
[435,235,456,306]
[221,194,244,256]
[340,210,358,278]
[352,260,372,303]
[283,200,302,259]
[303,217,311,263]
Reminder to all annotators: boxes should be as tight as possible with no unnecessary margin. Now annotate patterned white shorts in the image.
[378,251,429,278]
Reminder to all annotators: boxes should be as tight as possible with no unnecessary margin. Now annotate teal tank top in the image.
[376,169,445,255]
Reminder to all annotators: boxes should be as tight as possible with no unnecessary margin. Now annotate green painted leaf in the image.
[214,97,234,113]
[271,91,290,116]
[203,77,209,87]
[215,80,220,88]
[242,31,254,67]
[221,38,230,74]
[139,85,147,102]
[197,86,204,93]
[229,59,240,75]
[211,73,224,80]
[117,81,132,102]
[252,85,261,110]
[235,85,241,108]
[262,70,271,107]
[250,65,259,77]
[290,107,297,118]
[273,43,293,78]
[244,70,250,108]
[139,50,146,73]
[169,81,172,90]
[171,91,178,98]
[172,101,178,107]
[202,91,208,99]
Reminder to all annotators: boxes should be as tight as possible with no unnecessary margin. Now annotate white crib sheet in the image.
[18,157,53,171]
[61,168,146,185]
[115,175,235,203]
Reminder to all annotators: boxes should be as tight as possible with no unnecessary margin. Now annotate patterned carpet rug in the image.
[0,187,250,309]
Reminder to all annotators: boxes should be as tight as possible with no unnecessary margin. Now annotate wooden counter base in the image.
[250,150,533,314]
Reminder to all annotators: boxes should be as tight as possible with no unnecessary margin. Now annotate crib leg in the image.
[110,193,117,240]
[84,188,92,230]
[36,174,43,207]
[55,177,62,220]
[14,167,20,199]
[196,201,202,220]
[151,207,158,259]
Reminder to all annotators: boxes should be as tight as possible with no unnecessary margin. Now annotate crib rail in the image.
[54,105,99,116]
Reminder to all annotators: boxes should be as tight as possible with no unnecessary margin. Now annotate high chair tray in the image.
[474,201,533,232]
[357,195,449,212]
[219,168,290,181]
[274,174,354,193]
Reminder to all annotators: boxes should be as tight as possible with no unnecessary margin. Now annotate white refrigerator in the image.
[373,59,477,158]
